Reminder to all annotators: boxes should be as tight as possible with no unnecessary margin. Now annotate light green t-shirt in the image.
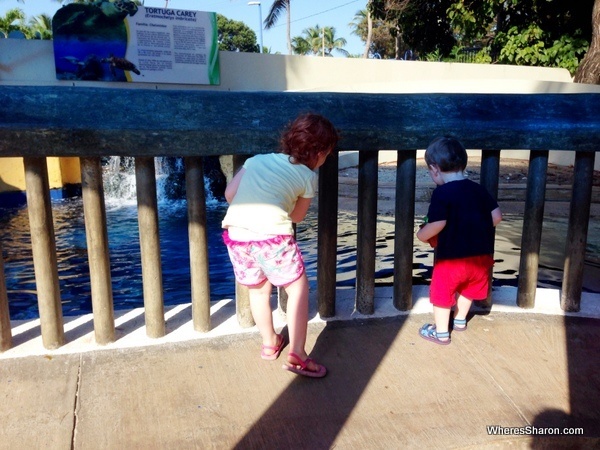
[222,153,317,236]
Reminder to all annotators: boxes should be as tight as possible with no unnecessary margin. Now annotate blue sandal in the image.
[453,318,467,331]
[419,324,450,345]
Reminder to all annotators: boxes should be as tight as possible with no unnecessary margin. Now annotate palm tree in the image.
[0,8,25,38]
[300,25,322,55]
[350,9,372,58]
[323,26,348,57]
[292,25,348,57]
[291,35,311,55]
[27,13,53,39]
[264,0,292,55]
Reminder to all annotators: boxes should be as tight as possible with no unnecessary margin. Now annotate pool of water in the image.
[1,197,599,320]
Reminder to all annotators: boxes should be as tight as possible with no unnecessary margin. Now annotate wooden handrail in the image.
[1,87,599,156]
[0,86,598,351]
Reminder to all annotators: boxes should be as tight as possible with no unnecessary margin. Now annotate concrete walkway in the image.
[1,287,599,449]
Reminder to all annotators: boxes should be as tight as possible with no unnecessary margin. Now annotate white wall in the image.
[3,39,598,93]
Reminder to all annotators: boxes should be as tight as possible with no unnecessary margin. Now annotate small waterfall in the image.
[103,156,137,203]
[102,156,220,206]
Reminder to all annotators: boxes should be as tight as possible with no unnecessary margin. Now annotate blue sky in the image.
[2,0,367,56]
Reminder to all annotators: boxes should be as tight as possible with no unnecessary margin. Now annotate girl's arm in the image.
[416,220,446,243]
[491,207,502,226]
[225,168,245,204]
[289,197,312,223]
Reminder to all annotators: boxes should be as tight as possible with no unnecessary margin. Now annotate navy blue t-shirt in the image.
[427,179,499,261]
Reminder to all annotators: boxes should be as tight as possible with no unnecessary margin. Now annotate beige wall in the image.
[4,39,598,93]
[0,157,81,193]
[0,158,24,192]
[1,39,599,194]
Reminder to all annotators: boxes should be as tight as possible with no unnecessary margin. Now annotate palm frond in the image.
[264,0,289,30]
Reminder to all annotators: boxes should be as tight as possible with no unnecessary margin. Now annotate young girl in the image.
[416,136,502,345]
[222,113,339,377]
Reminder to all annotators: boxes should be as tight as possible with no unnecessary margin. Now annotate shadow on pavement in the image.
[530,315,600,449]
[233,316,408,449]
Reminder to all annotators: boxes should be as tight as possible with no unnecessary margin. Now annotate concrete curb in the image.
[3,286,599,360]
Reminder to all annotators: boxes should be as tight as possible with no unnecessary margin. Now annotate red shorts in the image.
[430,255,494,308]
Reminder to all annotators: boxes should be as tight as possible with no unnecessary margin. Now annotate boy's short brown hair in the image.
[425,136,468,172]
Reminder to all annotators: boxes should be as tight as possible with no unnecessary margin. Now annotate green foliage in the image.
[25,14,53,40]
[291,25,348,57]
[424,49,442,62]
[216,14,259,53]
[369,0,593,73]
[473,47,493,64]
[496,24,547,66]
[449,45,492,64]
[446,0,497,44]
[0,8,26,38]
[494,24,589,75]
[369,0,456,57]
[349,8,400,59]
[545,34,589,75]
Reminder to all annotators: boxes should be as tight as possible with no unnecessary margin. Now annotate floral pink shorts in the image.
[222,230,305,287]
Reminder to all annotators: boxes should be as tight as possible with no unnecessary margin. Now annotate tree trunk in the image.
[287,0,292,55]
[395,27,402,60]
[574,0,600,84]
[363,8,373,58]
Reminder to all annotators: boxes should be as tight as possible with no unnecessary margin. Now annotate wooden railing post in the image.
[479,149,501,309]
[80,157,115,345]
[0,238,12,352]
[317,152,339,318]
[231,155,255,328]
[517,150,549,308]
[23,157,64,349]
[356,150,378,315]
[185,156,211,332]
[393,149,416,311]
[135,157,165,338]
[561,151,596,312]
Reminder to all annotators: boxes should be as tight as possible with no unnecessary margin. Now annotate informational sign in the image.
[52,1,220,85]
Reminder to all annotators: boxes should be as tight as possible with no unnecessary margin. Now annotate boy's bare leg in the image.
[248,280,279,352]
[454,294,473,329]
[433,305,451,341]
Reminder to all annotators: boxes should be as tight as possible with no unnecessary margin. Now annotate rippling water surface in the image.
[1,198,598,320]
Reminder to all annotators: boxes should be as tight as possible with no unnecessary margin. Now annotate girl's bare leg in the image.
[283,272,325,373]
[248,280,279,351]
[283,273,310,359]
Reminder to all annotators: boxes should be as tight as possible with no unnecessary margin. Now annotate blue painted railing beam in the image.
[0,85,599,351]
[1,87,599,156]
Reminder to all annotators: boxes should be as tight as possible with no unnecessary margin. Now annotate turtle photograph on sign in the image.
[52,0,140,82]
[52,0,220,85]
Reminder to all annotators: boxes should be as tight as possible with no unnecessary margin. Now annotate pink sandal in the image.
[260,334,285,361]
[282,352,327,378]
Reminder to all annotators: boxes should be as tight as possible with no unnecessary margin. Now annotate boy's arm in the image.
[491,207,502,226]
[416,220,446,243]
[224,168,245,204]
[290,197,312,223]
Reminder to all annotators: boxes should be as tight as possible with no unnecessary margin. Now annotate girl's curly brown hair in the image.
[280,113,339,169]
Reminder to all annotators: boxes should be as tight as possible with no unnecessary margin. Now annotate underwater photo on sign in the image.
[52,1,220,85]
